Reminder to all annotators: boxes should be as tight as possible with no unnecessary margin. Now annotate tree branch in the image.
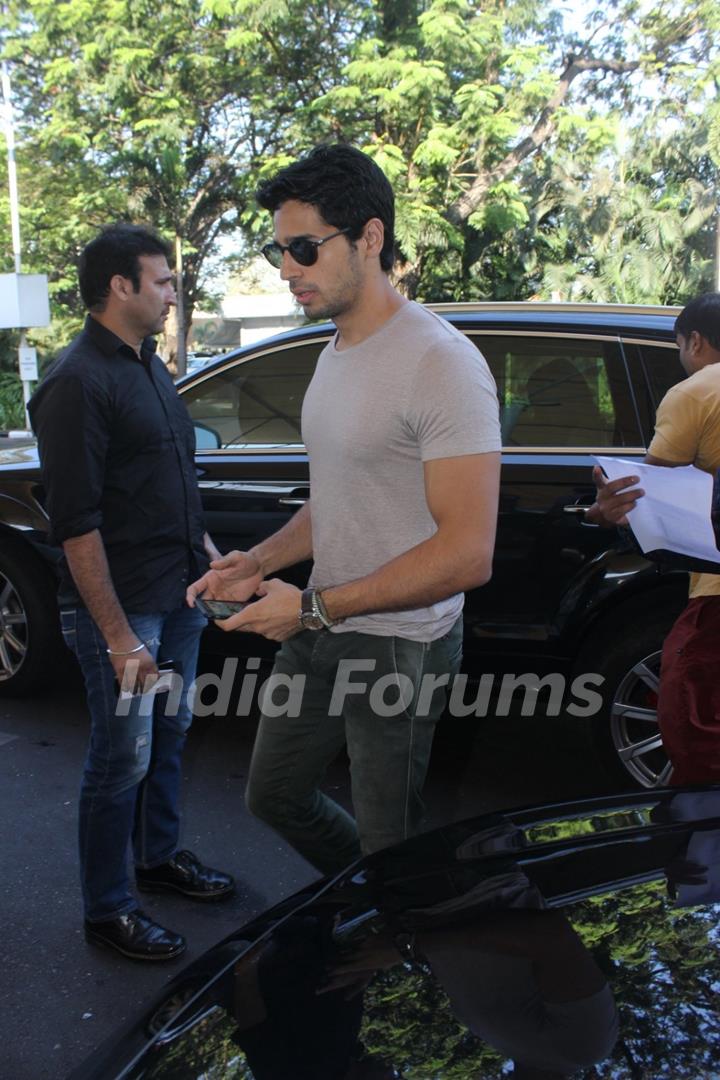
[447,54,640,226]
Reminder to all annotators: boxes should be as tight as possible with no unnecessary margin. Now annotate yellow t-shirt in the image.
[648,362,720,598]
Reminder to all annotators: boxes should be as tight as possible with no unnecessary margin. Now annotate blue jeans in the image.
[60,604,206,922]
[245,618,463,875]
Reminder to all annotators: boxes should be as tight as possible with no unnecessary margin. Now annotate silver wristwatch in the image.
[299,587,336,631]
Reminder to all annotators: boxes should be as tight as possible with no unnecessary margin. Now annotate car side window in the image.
[637,343,683,407]
[468,333,642,448]
[181,343,325,449]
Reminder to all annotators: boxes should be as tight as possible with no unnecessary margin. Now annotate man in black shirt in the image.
[29,225,234,962]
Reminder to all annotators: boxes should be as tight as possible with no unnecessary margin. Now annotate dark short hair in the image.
[79,224,171,310]
[256,144,396,272]
[675,292,720,351]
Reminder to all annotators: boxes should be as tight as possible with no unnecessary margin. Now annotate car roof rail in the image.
[426,301,683,316]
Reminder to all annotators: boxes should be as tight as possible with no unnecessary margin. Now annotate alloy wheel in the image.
[0,573,29,681]
[610,650,673,788]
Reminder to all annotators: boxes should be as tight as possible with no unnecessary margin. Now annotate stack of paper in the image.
[593,456,720,568]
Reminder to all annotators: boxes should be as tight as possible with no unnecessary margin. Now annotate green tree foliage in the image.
[312,0,719,302]
[537,68,720,304]
[2,0,258,357]
[0,0,717,370]
[0,369,24,429]
[222,0,719,302]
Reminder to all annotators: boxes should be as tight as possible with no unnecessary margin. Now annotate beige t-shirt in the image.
[648,362,720,598]
[302,301,501,640]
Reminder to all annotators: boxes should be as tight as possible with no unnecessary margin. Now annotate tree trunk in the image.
[160,306,181,374]
[159,296,196,374]
[173,234,187,378]
[393,258,421,300]
[159,236,196,374]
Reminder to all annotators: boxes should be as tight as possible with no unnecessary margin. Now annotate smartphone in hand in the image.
[116,660,182,700]
[194,597,251,620]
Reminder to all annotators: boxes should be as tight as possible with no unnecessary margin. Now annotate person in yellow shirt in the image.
[586,292,720,785]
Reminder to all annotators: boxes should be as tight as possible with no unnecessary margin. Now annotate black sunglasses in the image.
[260,228,350,269]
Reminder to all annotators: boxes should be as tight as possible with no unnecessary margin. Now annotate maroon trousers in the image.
[658,596,720,786]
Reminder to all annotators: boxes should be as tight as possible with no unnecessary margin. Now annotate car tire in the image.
[0,541,64,697]
[571,599,683,790]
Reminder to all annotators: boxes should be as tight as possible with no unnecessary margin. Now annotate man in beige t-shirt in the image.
[188,145,501,872]
[586,292,720,784]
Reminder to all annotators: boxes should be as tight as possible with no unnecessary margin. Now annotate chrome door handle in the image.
[278,497,308,506]
[563,504,592,514]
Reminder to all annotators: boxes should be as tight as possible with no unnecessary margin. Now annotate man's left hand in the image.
[215,578,302,641]
[585,464,644,527]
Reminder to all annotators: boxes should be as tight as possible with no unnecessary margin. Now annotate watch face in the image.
[300,588,324,631]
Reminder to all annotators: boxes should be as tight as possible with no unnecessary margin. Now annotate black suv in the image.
[0,303,687,788]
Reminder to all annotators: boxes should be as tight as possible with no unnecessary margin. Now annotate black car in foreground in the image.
[68,786,720,1079]
[0,302,688,787]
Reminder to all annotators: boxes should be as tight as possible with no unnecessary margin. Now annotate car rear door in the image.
[461,328,647,668]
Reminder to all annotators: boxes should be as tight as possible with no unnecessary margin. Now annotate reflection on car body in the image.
[68,786,720,1079]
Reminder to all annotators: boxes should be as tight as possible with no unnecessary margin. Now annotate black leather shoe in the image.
[136,850,235,901]
[84,910,186,961]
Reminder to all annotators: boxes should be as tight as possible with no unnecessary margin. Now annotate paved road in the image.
[0,682,608,1079]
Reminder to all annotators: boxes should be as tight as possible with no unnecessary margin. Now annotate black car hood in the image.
[69,788,720,1079]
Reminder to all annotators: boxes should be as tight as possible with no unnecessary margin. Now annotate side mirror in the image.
[193,423,221,450]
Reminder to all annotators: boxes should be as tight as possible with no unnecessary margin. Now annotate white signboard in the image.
[18,345,38,381]
[0,274,50,328]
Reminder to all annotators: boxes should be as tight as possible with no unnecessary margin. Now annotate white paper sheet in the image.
[593,456,720,564]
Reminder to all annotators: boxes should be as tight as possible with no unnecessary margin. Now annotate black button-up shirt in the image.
[29,316,209,612]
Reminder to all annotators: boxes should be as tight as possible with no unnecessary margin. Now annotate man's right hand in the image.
[186,550,263,608]
[107,644,158,696]
[585,465,645,527]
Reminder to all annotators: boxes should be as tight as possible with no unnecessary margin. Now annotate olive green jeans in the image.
[245,618,463,875]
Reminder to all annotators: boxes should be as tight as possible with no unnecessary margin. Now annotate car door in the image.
[461,329,646,669]
[180,335,329,656]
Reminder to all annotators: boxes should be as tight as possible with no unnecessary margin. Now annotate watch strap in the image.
[299,587,343,630]
[314,589,335,629]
